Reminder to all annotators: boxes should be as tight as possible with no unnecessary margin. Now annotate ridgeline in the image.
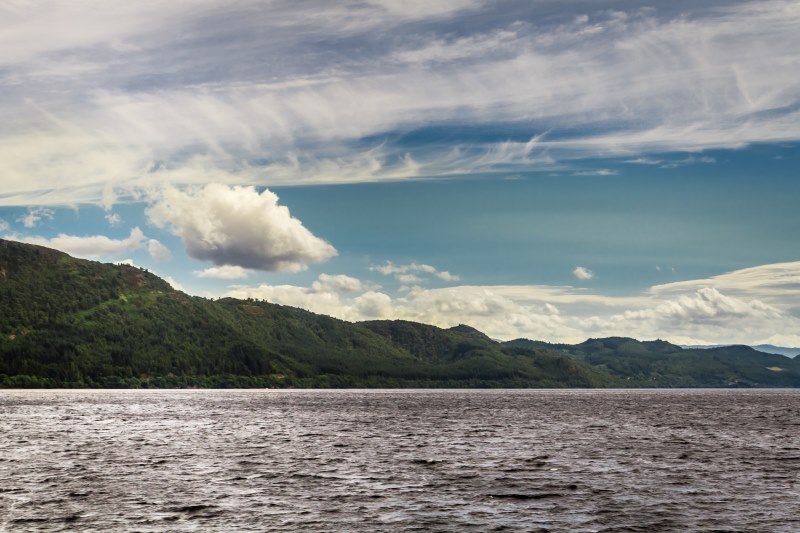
[1,239,798,388]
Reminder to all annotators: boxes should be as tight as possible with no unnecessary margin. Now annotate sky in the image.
[1,0,799,346]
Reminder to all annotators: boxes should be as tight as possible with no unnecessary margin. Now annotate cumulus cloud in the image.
[147,239,171,262]
[165,276,186,292]
[223,260,800,346]
[396,274,423,284]
[649,261,800,309]
[312,273,363,293]
[15,227,147,258]
[573,266,594,280]
[146,184,336,272]
[105,212,122,226]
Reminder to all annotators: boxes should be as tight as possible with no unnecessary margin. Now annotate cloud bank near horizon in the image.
[225,261,800,347]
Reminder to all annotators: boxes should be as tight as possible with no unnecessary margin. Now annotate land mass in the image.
[1,238,799,388]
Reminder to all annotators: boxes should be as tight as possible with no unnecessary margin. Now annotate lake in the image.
[1,389,798,531]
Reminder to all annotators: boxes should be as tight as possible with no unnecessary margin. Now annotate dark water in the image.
[1,389,798,532]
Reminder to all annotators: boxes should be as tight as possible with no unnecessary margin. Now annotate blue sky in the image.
[1,0,799,345]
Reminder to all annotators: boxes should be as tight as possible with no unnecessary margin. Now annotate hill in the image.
[0,239,611,388]
[505,336,800,387]
[2,238,798,388]
[682,344,800,359]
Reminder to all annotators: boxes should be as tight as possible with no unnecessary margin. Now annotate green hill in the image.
[0,239,611,388]
[504,336,800,387]
[2,238,798,388]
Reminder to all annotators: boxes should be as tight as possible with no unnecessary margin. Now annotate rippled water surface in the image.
[1,389,799,532]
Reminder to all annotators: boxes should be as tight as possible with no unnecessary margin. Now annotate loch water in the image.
[1,389,798,532]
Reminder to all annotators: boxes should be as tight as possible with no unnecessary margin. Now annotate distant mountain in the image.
[506,337,800,387]
[2,238,799,388]
[683,344,800,359]
[751,345,799,358]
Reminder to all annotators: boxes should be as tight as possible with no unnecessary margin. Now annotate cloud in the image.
[165,276,186,292]
[649,261,800,309]
[14,227,147,258]
[573,266,594,280]
[105,212,122,226]
[573,169,617,176]
[371,261,460,283]
[0,218,8,232]
[1,1,799,205]
[194,265,252,279]
[147,239,171,262]
[146,184,336,272]
[223,260,800,346]
[396,274,423,284]
[312,273,363,293]
[17,207,54,228]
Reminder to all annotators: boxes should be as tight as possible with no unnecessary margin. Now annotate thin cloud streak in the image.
[0,1,798,205]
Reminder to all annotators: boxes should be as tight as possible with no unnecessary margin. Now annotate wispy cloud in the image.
[371,261,460,283]
[13,227,147,258]
[0,1,797,205]
[17,207,54,228]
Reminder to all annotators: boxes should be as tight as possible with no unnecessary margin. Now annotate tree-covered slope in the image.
[2,238,798,388]
[504,336,800,387]
[361,320,620,387]
[0,239,612,388]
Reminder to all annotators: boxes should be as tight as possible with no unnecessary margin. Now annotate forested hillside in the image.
[0,239,612,388]
[2,238,798,388]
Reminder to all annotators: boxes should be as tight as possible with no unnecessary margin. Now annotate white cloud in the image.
[312,273,363,293]
[14,227,146,258]
[649,261,800,309]
[147,239,171,262]
[165,276,186,292]
[573,266,594,280]
[435,270,460,282]
[194,265,252,279]
[396,273,423,284]
[17,207,54,228]
[146,184,336,272]
[223,260,800,346]
[573,169,617,176]
[105,212,122,226]
[0,2,798,205]
[392,29,519,64]
[371,261,460,284]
